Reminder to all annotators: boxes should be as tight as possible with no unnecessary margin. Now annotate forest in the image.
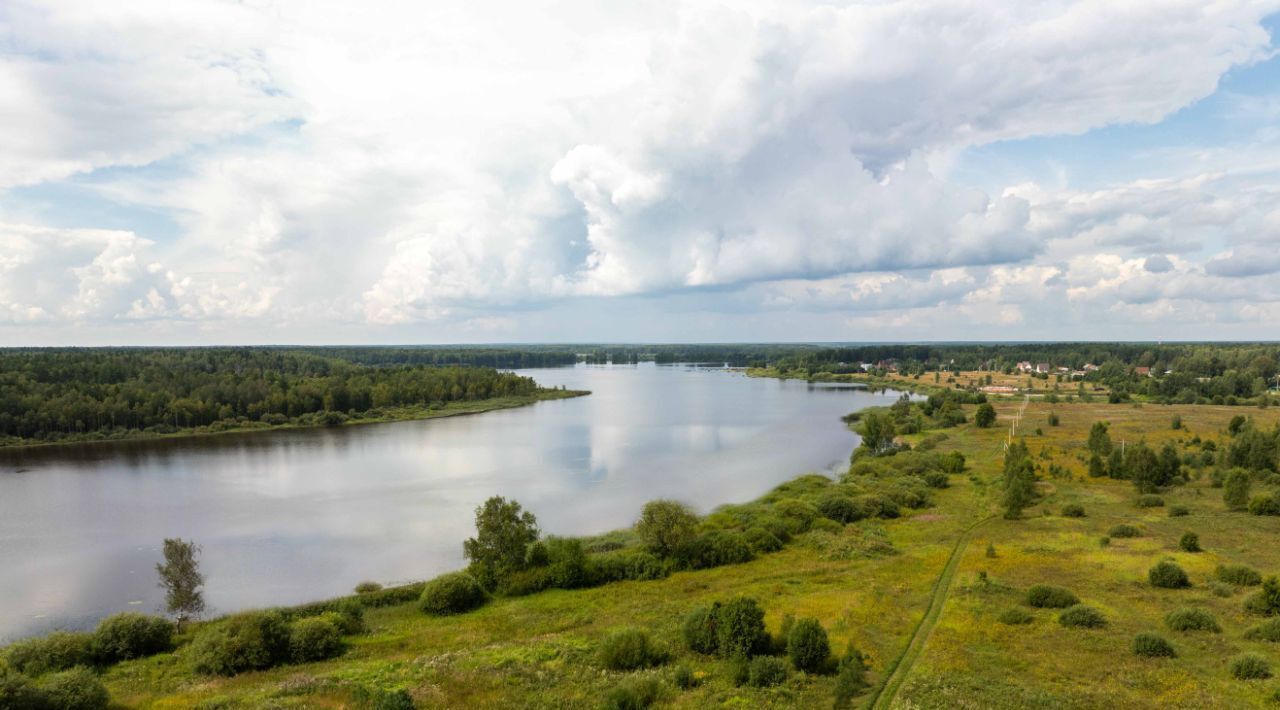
[0,348,554,445]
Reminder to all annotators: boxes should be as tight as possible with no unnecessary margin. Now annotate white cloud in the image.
[1,0,1279,339]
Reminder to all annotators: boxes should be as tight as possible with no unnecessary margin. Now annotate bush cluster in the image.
[287,614,346,663]
[602,677,661,709]
[1132,633,1176,658]
[1026,585,1080,609]
[1249,494,1280,516]
[672,531,754,570]
[1243,618,1280,642]
[1169,505,1190,517]
[418,572,487,615]
[90,613,175,664]
[1165,607,1220,633]
[747,656,789,687]
[1,666,111,710]
[1178,532,1201,553]
[1107,524,1142,538]
[189,607,357,676]
[1230,653,1273,680]
[1058,605,1106,628]
[1060,503,1085,518]
[786,618,831,673]
[189,611,292,676]
[816,495,866,524]
[1216,564,1262,587]
[682,598,769,659]
[1135,495,1165,508]
[1,631,94,677]
[1244,577,1280,616]
[1149,560,1191,589]
[598,629,668,671]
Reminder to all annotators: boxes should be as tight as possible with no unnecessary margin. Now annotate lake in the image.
[0,363,900,641]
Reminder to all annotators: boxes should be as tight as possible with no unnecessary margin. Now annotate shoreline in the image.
[0,388,590,454]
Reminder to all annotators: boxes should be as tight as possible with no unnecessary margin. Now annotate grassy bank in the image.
[9,396,1280,707]
[0,389,589,451]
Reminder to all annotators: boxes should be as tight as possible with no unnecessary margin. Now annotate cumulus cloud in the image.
[1,0,1279,339]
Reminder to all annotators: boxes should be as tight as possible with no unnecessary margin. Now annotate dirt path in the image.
[865,515,993,710]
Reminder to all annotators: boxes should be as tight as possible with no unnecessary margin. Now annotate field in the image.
[27,395,1280,707]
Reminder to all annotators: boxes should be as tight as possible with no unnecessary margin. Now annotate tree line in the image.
[0,348,546,443]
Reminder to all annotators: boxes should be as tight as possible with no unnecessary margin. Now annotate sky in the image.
[2,1,1280,345]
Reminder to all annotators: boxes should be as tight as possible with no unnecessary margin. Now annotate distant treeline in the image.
[767,343,1280,403]
[0,348,546,444]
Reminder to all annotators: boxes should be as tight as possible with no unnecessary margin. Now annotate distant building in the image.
[1135,366,1152,377]
[1082,363,1099,372]
[1035,363,1051,374]
[1017,361,1033,373]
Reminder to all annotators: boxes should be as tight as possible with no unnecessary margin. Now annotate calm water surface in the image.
[0,364,899,640]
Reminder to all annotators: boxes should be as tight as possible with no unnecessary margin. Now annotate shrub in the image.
[672,664,696,690]
[1108,524,1142,538]
[288,615,345,663]
[729,657,750,687]
[1165,607,1220,632]
[1132,633,1176,658]
[635,499,699,558]
[673,531,753,570]
[1058,605,1106,628]
[1230,653,1273,680]
[754,516,793,544]
[1208,581,1236,598]
[716,598,769,659]
[0,667,46,709]
[1217,564,1263,587]
[354,581,383,594]
[37,667,109,710]
[585,550,670,586]
[743,527,784,554]
[816,495,865,524]
[1243,618,1280,642]
[773,499,820,533]
[998,608,1033,625]
[856,495,900,520]
[1169,505,1190,517]
[1149,560,1191,589]
[326,598,365,635]
[1249,494,1280,516]
[831,644,870,707]
[922,472,949,489]
[1136,495,1165,508]
[602,677,661,710]
[747,656,789,687]
[90,612,174,664]
[1178,532,1202,553]
[786,618,830,673]
[1060,503,1085,518]
[682,603,721,655]
[1244,577,1280,616]
[418,572,486,615]
[810,518,843,534]
[598,629,667,671]
[189,611,291,675]
[2,631,94,676]
[1224,469,1252,510]
[1026,585,1080,609]
[544,536,589,589]
[496,567,552,597]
